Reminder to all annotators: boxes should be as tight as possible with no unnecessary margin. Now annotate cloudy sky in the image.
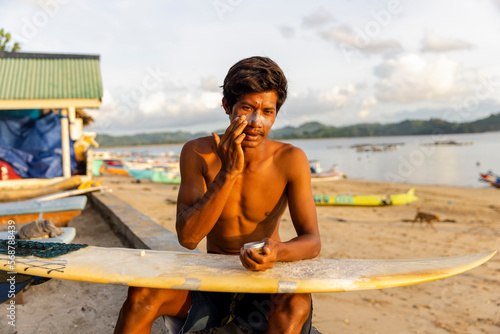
[2,0,500,135]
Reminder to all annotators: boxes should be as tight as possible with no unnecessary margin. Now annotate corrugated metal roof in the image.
[0,52,103,100]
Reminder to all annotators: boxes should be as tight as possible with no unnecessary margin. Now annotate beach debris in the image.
[420,140,473,146]
[18,219,64,239]
[327,145,343,149]
[350,143,404,152]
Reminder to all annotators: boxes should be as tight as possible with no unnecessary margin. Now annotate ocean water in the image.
[99,131,500,188]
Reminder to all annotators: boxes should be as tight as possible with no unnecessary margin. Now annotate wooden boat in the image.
[310,160,346,182]
[0,196,87,227]
[479,171,500,188]
[33,185,109,201]
[0,175,82,202]
[127,168,155,180]
[151,170,181,184]
[311,169,346,182]
[314,188,418,206]
[93,159,104,176]
[100,159,129,175]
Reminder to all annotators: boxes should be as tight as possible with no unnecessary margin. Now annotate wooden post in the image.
[60,108,72,178]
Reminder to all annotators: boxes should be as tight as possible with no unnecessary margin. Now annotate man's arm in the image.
[176,116,247,249]
[240,146,321,270]
[277,146,321,260]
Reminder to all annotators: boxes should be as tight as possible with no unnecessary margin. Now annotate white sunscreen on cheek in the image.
[246,112,259,123]
[246,112,271,127]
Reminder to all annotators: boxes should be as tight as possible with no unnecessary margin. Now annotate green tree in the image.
[0,28,21,52]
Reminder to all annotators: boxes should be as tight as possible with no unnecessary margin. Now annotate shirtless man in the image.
[114,56,321,334]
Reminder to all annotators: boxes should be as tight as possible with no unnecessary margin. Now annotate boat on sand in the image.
[314,188,418,206]
[310,160,346,182]
[0,196,88,227]
[479,171,500,188]
[0,176,82,202]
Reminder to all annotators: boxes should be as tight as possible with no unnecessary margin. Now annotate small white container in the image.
[243,241,265,254]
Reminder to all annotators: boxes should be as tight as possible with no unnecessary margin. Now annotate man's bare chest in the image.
[206,166,288,222]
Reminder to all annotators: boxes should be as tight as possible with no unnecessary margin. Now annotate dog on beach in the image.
[412,206,439,231]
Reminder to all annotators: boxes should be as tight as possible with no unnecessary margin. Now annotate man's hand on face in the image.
[239,238,279,271]
[212,116,247,177]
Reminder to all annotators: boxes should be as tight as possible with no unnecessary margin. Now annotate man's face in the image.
[225,91,277,148]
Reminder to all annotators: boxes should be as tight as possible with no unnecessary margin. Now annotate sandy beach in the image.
[2,174,499,334]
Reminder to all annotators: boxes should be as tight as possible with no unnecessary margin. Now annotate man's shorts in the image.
[164,291,313,333]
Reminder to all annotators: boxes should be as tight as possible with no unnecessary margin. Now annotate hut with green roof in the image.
[0,52,103,182]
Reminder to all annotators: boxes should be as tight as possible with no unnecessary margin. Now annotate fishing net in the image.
[0,240,88,258]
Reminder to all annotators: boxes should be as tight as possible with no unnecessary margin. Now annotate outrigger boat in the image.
[309,160,346,182]
[151,170,181,184]
[0,175,82,202]
[479,171,500,188]
[0,196,87,227]
[314,188,418,206]
[100,159,129,175]
[127,168,155,180]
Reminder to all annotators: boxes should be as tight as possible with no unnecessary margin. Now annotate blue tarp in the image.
[0,112,76,178]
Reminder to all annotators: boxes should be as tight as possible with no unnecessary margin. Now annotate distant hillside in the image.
[95,112,500,147]
[270,113,500,139]
[96,131,208,147]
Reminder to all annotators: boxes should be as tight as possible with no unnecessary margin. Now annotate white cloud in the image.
[139,91,167,115]
[374,53,467,103]
[87,83,225,134]
[422,33,473,52]
[302,8,335,28]
[320,25,402,54]
[200,92,222,110]
[115,1,135,9]
[319,84,356,108]
[200,76,220,92]
[357,97,377,119]
[6,0,497,134]
[97,90,121,116]
[277,25,295,39]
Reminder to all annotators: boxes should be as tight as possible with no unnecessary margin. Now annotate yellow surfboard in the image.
[0,245,495,293]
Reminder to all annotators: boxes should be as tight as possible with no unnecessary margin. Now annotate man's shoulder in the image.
[182,136,216,153]
[268,140,308,165]
[186,135,214,145]
[270,140,305,156]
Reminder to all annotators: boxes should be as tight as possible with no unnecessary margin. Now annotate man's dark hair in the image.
[222,56,288,112]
